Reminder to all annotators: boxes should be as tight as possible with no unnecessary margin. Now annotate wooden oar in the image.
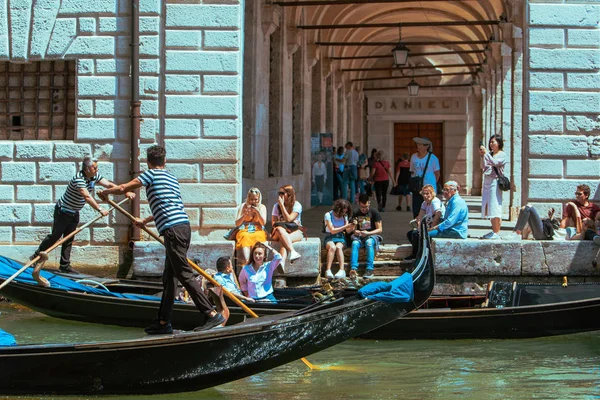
[0,198,130,290]
[105,197,320,370]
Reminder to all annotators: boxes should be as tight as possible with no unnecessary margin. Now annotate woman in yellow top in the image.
[235,188,268,265]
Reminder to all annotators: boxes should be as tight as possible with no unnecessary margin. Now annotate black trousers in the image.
[35,204,79,269]
[374,180,389,209]
[158,223,214,323]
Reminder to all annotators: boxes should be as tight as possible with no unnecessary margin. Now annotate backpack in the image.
[541,218,560,240]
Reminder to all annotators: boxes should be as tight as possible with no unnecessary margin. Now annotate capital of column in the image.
[287,28,301,55]
[261,4,282,37]
[306,44,320,69]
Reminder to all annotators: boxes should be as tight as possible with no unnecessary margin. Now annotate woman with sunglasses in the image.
[234,187,268,265]
[479,135,507,240]
[271,185,304,265]
[405,185,444,261]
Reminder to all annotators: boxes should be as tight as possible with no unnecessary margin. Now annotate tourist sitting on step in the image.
[514,206,566,240]
[271,185,305,267]
[560,184,600,236]
[238,242,282,303]
[322,199,354,279]
[405,185,445,261]
[214,256,255,303]
[348,194,383,279]
[234,188,268,266]
[428,181,468,239]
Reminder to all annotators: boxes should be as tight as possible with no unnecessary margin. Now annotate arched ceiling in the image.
[283,0,508,89]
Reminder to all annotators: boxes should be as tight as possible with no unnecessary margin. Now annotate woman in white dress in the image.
[312,153,327,204]
[479,135,507,240]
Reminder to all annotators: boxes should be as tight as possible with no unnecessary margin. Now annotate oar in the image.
[105,197,320,371]
[0,198,130,290]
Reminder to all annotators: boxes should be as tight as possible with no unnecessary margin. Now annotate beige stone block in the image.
[201,207,238,228]
[521,241,549,275]
[132,241,235,277]
[202,163,237,182]
[543,241,600,276]
[432,239,522,275]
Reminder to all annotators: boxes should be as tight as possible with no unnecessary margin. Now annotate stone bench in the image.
[132,238,322,282]
[432,239,600,276]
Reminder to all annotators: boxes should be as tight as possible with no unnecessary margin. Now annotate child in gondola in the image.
[238,242,282,303]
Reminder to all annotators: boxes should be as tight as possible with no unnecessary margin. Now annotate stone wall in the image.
[526,2,600,208]
[0,0,243,267]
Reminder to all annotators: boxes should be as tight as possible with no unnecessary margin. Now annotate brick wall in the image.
[0,0,243,266]
[527,2,600,204]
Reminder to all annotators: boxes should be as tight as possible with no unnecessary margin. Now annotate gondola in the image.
[3,226,600,340]
[0,226,435,395]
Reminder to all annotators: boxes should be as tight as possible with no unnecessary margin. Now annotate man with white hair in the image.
[428,181,469,239]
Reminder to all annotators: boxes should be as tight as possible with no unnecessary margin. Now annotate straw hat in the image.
[413,137,433,152]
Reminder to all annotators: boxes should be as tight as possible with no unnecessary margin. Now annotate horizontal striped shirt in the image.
[137,169,189,234]
[57,171,104,213]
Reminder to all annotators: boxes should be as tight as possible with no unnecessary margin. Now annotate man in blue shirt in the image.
[429,181,468,239]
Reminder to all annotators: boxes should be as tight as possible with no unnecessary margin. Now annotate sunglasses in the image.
[278,191,286,196]
[575,192,584,196]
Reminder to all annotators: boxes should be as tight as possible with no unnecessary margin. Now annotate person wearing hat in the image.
[428,181,468,239]
[410,137,440,218]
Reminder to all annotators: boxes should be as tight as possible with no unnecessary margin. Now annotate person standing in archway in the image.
[409,137,440,217]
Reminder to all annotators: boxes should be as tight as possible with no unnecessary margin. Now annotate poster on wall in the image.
[310,133,334,207]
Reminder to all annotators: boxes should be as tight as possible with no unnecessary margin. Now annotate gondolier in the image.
[98,145,225,334]
[31,156,134,275]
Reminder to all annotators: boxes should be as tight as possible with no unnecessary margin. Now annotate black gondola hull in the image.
[0,299,409,395]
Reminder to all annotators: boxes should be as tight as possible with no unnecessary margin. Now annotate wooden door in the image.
[394,123,443,179]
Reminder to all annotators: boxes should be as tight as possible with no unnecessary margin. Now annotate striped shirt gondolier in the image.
[137,169,189,234]
[57,171,104,213]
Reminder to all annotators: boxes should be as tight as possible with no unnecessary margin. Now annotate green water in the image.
[1,302,600,400]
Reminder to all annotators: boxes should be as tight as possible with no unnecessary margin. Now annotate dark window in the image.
[0,61,75,140]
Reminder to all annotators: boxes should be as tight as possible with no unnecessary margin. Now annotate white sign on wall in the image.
[368,97,466,115]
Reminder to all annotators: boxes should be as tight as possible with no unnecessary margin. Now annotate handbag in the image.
[223,226,241,241]
[390,184,402,196]
[408,152,432,193]
[274,221,299,232]
[493,166,511,191]
[358,166,369,180]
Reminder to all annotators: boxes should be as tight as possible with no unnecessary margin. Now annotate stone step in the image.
[320,244,413,262]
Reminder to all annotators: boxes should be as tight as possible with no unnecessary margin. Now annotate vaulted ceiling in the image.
[278,0,510,89]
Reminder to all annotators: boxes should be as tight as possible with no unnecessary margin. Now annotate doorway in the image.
[394,123,443,180]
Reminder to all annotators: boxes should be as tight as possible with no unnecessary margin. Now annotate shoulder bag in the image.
[408,152,432,194]
[493,166,511,192]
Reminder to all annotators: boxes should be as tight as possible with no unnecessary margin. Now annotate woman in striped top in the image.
[99,145,225,334]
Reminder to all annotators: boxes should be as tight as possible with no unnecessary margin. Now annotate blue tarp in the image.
[357,272,414,303]
[0,256,162,302]
[0,328,16,347]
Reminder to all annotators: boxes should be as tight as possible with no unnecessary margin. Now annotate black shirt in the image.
[351,207,382,232]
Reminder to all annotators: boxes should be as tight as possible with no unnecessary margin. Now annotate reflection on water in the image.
[1,302,600,400]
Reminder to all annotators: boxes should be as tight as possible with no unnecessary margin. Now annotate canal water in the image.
[2,302,600,400]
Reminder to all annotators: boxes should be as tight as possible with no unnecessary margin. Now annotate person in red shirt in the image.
[561,184,600,234]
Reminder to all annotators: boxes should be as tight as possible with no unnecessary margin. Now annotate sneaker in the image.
[488,233,501,240]
[594,235,600,246]
[324,270,334,279]
[194,313,226,331]
[334,269,346,279]
[363,270,374,278]
[289,250,301,262]
[482,231,495,239]
[144,320,173,335]
[407,206,411,212]
[396,206,402,211]
[59,265,80,275]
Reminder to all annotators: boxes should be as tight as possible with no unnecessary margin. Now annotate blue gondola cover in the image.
[357,272,414,303]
